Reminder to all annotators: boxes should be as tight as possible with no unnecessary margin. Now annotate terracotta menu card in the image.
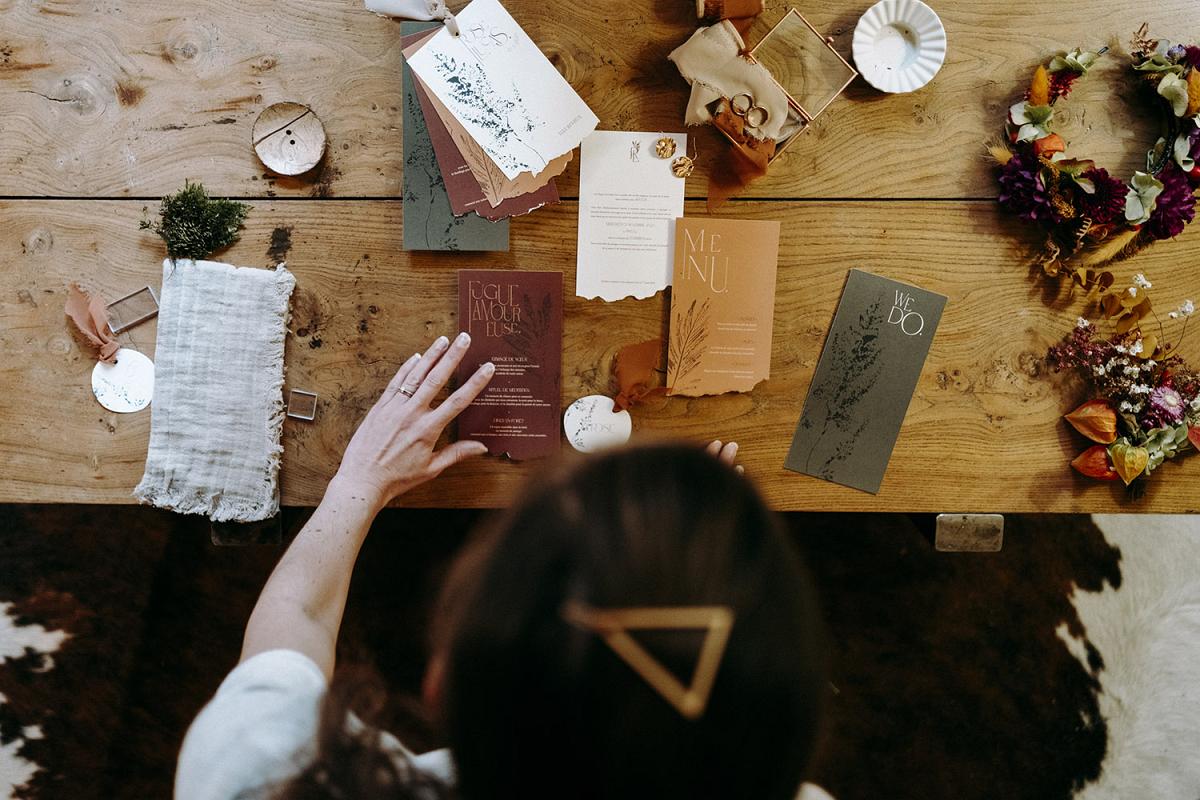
[666,218,780,396]
[456,270,563,460]
[784,269,947,494]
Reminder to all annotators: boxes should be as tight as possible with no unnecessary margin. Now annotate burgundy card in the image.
[413,78,560,221]
[456,270,564,460]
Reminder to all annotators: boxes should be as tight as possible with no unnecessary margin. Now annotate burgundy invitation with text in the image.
[456,270,563,460]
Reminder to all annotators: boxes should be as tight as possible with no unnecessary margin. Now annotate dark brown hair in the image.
[277,442,825,799]
[437,443,825,800]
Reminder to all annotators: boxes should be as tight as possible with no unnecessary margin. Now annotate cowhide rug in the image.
[0,508,1196,800]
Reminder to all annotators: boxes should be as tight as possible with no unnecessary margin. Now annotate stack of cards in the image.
[401,1,599,251]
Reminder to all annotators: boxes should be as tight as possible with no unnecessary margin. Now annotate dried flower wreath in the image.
[990,27,1199,292]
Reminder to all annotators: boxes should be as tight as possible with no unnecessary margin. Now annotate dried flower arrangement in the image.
[990,29,1200,291]
[140,181,250,262]
[1047,274,1197,494]
[990,31,1200,496]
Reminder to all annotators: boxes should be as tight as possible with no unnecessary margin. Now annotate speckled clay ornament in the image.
[92,347,154,413]
[563,395,632,453]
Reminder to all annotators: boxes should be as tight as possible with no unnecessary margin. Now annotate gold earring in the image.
[671,139,698,178]
[654,135,678,159]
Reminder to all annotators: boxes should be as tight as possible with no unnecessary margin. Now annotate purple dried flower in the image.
[1077,168,1129,225]
[1167,44,1187,62]
[1146,165,1197,240]
[998,154,1053,223]
[1147,385,1186,426]
[1185,46,1200,69]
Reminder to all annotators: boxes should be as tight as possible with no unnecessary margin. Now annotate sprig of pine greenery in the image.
[140,181,250,261]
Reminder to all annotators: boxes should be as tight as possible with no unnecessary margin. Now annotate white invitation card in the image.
[407,0,598,180]
[576,130,687,301]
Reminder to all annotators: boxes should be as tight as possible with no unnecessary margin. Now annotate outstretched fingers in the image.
[428,439,489,477]
[413,331,472,406]
[429,360,496,430]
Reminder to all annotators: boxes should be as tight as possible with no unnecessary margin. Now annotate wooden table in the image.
[2,0,1197,512]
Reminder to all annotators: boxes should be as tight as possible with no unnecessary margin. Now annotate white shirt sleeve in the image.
[174,649,328,800]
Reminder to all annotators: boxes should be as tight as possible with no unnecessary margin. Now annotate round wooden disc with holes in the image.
[252,102,327,176]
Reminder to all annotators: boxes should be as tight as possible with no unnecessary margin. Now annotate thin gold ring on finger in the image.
[399,386,417,398]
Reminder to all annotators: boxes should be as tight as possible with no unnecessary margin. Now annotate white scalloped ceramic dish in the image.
[852,0,946,94]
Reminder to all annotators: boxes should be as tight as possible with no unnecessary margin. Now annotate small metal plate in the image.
[935,514,1004,552]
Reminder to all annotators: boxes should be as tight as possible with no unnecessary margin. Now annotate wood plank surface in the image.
[3,199,1198,512]
[0,0,1193,199]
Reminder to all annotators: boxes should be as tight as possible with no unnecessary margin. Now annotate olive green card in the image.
[401,22,509,252]
[785,269,946,494]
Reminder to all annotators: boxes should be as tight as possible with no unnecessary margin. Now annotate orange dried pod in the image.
[1187,70,1200,117]
[1033,133,1066,157]
[1109,442,1149,486]
[1189,427,1200,452]
[1071,445,1119,481]
[1064,399,1118,443]
[1029,65,1051,107]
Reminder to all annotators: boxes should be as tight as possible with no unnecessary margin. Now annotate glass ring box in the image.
[738,8,859,161]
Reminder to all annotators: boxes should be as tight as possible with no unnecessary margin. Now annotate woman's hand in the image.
[332,332,495,510]
[706,439,744,475]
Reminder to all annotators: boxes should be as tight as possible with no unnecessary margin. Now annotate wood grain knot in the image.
[21,228,54,255]
[162,25,213,69]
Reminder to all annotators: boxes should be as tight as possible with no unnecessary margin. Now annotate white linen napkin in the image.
[134,259,296,522]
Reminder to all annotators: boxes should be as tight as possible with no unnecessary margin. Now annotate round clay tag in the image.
[92,348,154,413]
[563,395,632,453]
[252,102,327,176]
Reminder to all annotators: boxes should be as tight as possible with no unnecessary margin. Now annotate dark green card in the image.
[401,22,509,252]
[785,269,947,494]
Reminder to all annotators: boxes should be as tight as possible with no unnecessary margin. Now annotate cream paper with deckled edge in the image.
[575,131,687,302]
[134,259,295,522]
[406,0,598,180]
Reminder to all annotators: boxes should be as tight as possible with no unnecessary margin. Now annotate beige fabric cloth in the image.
[134,259,296,522]
[668,21,789,141]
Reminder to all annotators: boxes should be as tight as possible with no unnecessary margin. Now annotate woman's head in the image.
[435,442,825,800]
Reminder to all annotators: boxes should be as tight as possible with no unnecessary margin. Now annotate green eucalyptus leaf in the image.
[1125,171,1164,224]
[1055,158,1096,176]
[1049,48,1100,73]
[1072,176,1097,194]
[1157,72,1191,117]
[1011,102,1054,142]
[1135,54,1185,75]
[1173,133,1196,172]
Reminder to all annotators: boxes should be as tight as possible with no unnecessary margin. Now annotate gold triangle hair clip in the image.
[563,601,734,720]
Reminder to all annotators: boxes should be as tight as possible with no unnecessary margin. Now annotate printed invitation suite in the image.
[401,23,508,251]
[456,270,563,460]
[666,218,780,397]
[784,269,947,494]
[576,131,687,301]
[403,30,572,212]
[408,0,599,180]
[415,78,560,221]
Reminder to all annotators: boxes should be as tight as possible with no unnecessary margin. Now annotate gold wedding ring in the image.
[729,93,769,129]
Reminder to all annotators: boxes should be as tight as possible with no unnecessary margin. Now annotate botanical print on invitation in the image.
[407,0,598,180]
[785,269,947,494]
[666,218,780,397]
